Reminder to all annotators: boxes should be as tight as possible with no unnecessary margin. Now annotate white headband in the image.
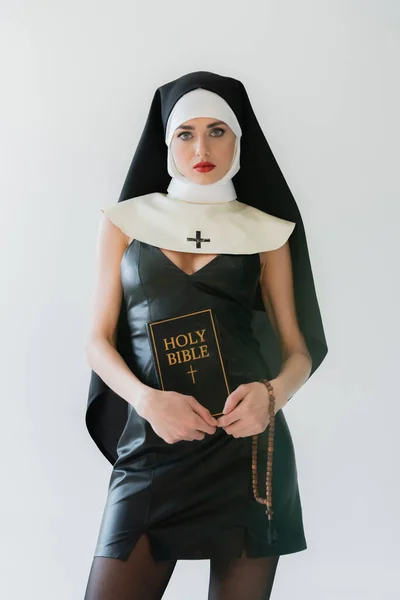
[165,88,242,203]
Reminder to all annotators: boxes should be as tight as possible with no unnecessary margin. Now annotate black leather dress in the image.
[93,239,307,561]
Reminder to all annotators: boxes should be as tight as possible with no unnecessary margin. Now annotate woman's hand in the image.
[136,388,218,444]
[216,378,287,438]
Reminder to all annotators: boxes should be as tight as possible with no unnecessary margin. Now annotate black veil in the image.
[85,71,328,464]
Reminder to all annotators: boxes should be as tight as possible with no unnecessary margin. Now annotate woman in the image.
[84,71,328,599]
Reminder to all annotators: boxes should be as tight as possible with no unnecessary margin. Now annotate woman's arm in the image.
[85,213,218,439]
[85,213,150,413]
[259,242,312,407]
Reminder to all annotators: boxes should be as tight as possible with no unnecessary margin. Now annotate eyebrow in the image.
[176,120,226,131]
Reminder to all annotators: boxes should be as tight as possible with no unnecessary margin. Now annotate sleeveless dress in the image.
[92,239,307,561]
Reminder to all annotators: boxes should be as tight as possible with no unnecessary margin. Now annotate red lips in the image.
[193,161,216,173]
[193,161,215,168]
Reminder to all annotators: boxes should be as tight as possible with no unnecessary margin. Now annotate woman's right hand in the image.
[135,387,218,444]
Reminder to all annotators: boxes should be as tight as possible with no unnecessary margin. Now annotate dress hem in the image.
[93,535,307,562]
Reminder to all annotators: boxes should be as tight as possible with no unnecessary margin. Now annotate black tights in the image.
[84,533,280,600]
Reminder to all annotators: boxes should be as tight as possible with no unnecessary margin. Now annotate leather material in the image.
[92,240,307,561]
[85,70,328,468]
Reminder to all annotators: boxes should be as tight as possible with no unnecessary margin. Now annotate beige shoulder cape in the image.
[101,192,296,254]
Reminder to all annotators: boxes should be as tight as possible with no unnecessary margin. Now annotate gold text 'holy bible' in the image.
[146,308,231,417]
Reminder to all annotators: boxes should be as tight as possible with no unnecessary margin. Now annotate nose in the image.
[194,135,210,158]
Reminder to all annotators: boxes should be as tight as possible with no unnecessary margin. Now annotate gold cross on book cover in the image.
[145,309,231,417]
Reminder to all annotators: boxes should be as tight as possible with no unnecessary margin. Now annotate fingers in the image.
[222,419,248,437]
[192,415,217,435]
[223,384,249,414]
[187,396,219,427]
[169,395,219,442]
[181,432,205,441]
[217,405,242,428]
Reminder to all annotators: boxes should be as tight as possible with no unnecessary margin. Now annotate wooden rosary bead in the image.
[252,378,276,523]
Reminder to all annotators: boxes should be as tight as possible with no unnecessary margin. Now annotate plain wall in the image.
[1,1,399,598]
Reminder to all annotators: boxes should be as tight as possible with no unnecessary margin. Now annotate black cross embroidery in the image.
[186,231,211,249]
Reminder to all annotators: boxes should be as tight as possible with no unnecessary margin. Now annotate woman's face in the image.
[170,117,236,185]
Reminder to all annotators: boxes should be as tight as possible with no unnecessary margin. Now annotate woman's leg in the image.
[207,547,280,600]
[84,532,177,600]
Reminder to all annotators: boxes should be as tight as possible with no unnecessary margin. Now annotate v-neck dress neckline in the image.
[155,245,223,278]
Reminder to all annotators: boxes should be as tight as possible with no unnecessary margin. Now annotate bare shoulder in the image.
[258,240,292,281]
[99,209,131,252]
[85,212,132,347]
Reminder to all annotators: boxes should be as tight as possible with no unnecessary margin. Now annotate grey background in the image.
[1,1,398,598]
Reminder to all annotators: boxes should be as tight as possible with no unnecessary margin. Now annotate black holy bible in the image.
[145,308,231,417]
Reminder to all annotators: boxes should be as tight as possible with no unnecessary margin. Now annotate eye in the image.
[177,131,192,140]
[177,127,226,141]
[210,127,226,137]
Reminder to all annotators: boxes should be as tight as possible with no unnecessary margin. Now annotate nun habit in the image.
[85,71,328,562]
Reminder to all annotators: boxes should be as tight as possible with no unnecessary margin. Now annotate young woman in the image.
[84,71,328,599]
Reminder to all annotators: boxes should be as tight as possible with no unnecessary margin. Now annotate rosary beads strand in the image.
[252,378,276,535]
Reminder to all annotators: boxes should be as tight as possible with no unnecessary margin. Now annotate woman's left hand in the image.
[217,378,287,437]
